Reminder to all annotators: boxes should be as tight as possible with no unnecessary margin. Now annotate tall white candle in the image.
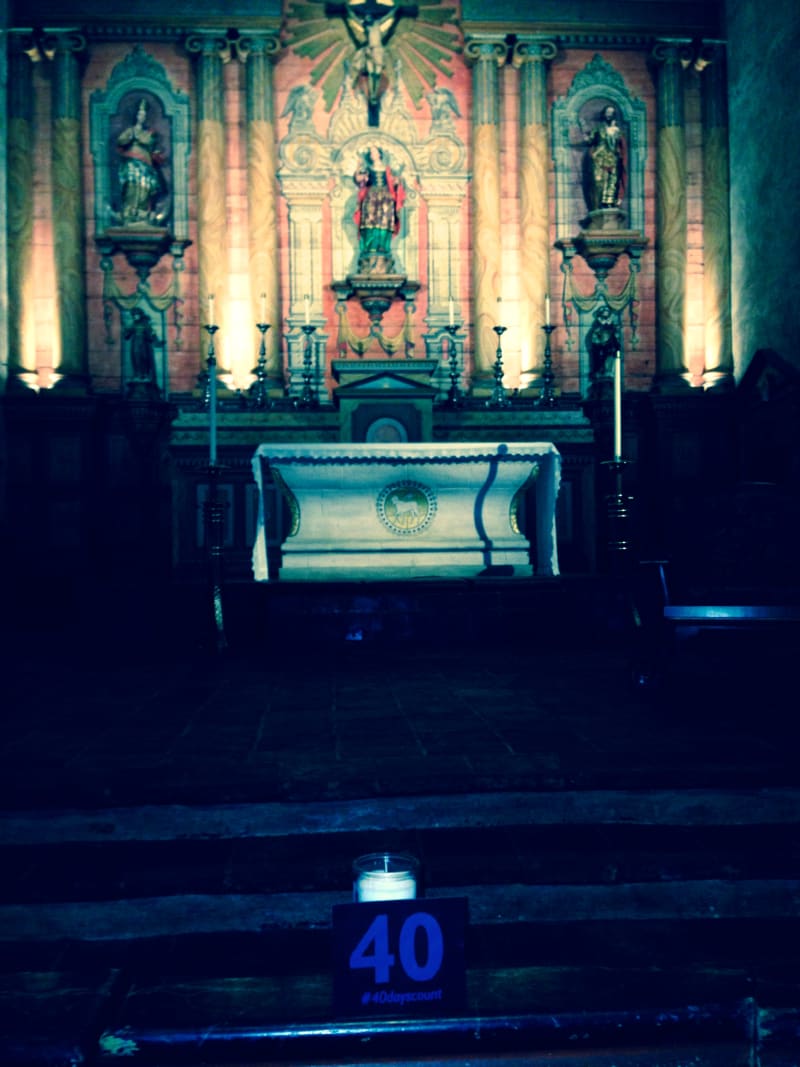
[613,349,623,461]
[207,293,218,465]
[545,295,550,326]
[448,297,455,327]
[303,294,310,325]
[260,291,267,323]
[209,356,217,466]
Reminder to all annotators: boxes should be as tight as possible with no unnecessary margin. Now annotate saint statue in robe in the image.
[116,98,168,226]
[124,306,162,385]
[582,104,626,213]
[353,144,406,274]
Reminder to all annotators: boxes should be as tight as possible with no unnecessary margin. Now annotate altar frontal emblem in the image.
[377,481,437,535]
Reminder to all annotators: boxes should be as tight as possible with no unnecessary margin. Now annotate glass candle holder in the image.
[353,852,419,903]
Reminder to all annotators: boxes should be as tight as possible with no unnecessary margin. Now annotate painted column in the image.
[238,29,281,385]
[652,40,689,389]
[512,36,557,386]
[699,42,733,389]
[6,35,36,388]
[186,32,230,373]
[464,34,507,384]
[50,30,88,389]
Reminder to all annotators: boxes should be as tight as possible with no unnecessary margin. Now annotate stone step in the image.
[4,879,800,946]
[6,787,800,845]
[3,820,800,905]
[97,981,762,1062]
[1,789,798,904]
[3,791,800,1063]
[1,969,779,1067]
[2,789,799,984]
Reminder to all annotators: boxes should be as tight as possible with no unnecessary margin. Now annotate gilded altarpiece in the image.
[278,0,466,400]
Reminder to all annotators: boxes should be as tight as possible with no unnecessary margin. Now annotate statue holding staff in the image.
[353,144,405,274]
[581,104,626,213]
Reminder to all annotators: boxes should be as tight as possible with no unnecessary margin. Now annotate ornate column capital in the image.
[463,34,508,68]
[693,38,726,73]
[651,38,691,128]
[510,36,557,68]
[650,37,693,69]
[7,33,36,118]
[185,30,232,61]
[698,40,728,126]
[45,29,88,119]
[232,29,281,61]
[42,29,87,56]
[7,29,42,64]
[512,35,557,128]
[465,34,506,127]
[186,31,229,122]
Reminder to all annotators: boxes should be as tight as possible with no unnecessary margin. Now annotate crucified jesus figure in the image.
[327,0,418,126]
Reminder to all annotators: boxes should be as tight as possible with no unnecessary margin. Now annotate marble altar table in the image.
[251,442,560,581]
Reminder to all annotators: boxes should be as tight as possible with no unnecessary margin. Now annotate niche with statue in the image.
[552,54,649,396]
[90,46,192,396]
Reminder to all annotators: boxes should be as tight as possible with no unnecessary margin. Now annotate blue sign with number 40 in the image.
[332,897,468,1018]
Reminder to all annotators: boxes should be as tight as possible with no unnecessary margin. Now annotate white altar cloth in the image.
[251,442,561,581]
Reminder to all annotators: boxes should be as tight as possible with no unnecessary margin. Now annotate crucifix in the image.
[326,0,418,126]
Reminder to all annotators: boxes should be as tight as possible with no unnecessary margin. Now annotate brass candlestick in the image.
[601,458,634,574]
[204,462,228,654]
[538,323,557,408]
[295,323,319,409]
[249,322,272,409]
[486,325,510,408]
[443,324,463,406]
[201,324,220,411]
[202,321,227,653]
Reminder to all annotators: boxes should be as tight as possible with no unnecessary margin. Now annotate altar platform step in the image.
[250,573,611,650]
[8,569,623,655]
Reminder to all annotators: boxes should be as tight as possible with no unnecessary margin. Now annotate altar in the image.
[251,442,561,581]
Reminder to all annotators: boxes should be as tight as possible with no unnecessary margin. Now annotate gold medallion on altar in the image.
[377,481,437,536]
